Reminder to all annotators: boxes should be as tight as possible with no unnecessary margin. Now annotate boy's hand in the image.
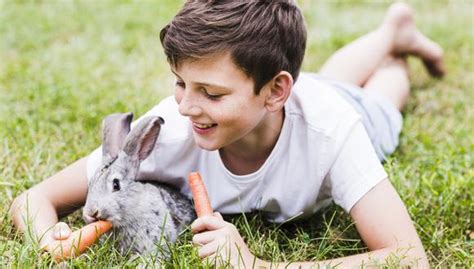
[39,222,72,249]
[39,220,112,261]
[191,212,263,268]
[40,222,75,260]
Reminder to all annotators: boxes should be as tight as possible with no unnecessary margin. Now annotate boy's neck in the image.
[219,109,285,175]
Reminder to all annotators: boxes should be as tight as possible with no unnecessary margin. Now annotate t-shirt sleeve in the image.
[86,146,102,182]
[327,119,388,213]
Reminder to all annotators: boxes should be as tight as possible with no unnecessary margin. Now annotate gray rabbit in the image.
[83,112,196,257]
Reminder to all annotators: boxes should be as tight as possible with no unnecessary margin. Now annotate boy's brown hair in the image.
[160,0,307,94]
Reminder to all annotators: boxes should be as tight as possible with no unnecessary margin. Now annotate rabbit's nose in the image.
[84,209,100,223]
[92,210,99,219]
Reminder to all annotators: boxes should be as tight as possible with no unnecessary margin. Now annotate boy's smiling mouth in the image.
[193,122,216,129]
[192,121,218,135]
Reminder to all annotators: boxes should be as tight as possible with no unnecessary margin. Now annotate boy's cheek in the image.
[174,89,183,104]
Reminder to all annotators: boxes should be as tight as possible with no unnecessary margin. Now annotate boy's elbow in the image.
[385,241,429,268]
[405,234,430,268]
[9,191,27,227]
[412,245,430,268]
[10,189,33,211]
[10,191,27,214]
[9,190,40,228]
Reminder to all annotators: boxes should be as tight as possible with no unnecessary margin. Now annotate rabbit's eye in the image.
[112,178,121,192]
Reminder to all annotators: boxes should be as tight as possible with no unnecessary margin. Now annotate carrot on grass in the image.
[43,220,112,261]
[188,172,213,218]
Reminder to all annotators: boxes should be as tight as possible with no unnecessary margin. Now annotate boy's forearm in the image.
[9,191,60,244]
[9,157,89,245]
[256,247,429,268]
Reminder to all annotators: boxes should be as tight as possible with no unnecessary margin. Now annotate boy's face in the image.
[173,52,271,151]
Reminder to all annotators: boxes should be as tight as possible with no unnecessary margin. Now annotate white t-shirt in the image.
[86,73,387,223]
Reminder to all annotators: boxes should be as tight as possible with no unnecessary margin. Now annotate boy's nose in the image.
[177,92,202,117]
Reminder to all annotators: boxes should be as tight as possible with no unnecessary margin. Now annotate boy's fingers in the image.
[53,222,72,240]
[191,215,226,233]
[213,212,223,220]
[198,240,221,258]
[39,237,53,251]
[193,230,221,246]
[202,254,216,266]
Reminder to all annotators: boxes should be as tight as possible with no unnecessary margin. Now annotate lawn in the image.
[0,0,472,268]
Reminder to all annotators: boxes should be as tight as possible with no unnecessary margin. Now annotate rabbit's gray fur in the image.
[83,112,195,256]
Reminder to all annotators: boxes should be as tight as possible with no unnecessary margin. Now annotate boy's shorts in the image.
[310,73,403,161]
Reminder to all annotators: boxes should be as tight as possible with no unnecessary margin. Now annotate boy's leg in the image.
[363,56,410,111]
[319,2,444,87]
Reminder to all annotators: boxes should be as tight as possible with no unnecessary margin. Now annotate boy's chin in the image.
[194,138,221,151]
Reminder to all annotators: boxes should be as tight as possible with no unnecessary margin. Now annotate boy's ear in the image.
[264,71,293,112]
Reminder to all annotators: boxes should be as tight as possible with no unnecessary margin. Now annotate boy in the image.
[10,1,445,267]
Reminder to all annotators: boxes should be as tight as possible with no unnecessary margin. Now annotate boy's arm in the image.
[9,157,89,246]
[261,178,429,268]
[192,179,429,268]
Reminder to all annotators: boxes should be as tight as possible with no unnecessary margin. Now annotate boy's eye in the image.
[175,81,185,88]
[112,178,121,192]
[201,88,222,100]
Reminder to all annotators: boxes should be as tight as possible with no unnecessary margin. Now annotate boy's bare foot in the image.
[383,2,446,77]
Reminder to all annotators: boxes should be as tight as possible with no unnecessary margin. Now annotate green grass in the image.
[1,0,472,268]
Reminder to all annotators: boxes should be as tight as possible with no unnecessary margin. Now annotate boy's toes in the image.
[423,58,446,78]
[384,2,446,78]
[416,36,446,77]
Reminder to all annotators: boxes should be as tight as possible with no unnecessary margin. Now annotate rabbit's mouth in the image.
[83,208,112,224]
[83,214,98,224]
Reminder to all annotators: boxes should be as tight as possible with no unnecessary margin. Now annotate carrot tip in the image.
[188,172,213,218]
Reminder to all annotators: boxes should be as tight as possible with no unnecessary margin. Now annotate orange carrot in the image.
[188,172,213,217]
[44,220,112,261]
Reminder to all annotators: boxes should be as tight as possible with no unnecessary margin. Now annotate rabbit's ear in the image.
[123,116,164,161]
[102,112,134,160]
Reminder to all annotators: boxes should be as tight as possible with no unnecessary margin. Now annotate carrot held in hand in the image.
[188,172,213,217]
[42,220,112,261]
